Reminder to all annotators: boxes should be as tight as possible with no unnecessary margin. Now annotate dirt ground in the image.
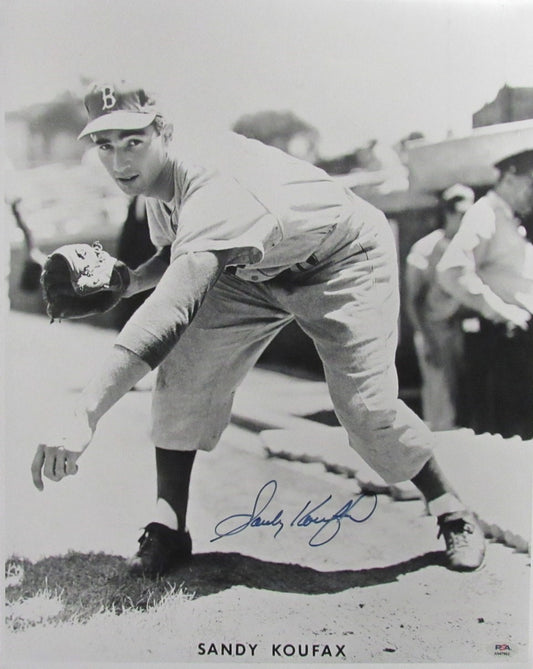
[3,312,532,667]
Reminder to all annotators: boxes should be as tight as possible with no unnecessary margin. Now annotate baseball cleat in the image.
[437,511,486,571]
[126,522,192,577]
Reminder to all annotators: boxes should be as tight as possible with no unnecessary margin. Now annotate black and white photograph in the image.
[2,1,532,667]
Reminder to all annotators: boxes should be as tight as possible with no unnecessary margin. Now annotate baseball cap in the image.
[442,183,475,213]
[77,80,159,139]
[494,150,533,178]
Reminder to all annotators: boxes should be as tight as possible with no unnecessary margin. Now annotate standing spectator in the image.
[406,184,474,430]
[437,150,533,439]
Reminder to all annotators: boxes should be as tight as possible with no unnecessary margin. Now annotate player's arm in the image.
[122,245,171,297]
[32,248,231,490]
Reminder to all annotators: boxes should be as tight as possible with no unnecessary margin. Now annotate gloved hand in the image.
[41,241,130,321]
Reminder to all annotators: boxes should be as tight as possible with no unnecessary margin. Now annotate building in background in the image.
[473,85,533,129]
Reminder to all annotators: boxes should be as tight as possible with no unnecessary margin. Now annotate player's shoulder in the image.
[172,131,265,161]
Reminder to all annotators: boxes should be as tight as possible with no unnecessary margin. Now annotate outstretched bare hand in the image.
[31,407,94,490]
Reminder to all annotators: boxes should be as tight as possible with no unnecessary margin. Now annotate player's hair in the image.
[153,115,167,134]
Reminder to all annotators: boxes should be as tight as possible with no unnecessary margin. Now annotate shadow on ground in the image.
[5,549,446,624]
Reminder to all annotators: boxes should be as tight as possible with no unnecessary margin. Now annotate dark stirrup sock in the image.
[155,448,196,531]
[410,455,459,506]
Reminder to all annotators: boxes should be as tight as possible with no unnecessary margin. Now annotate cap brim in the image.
[77,111,157,139]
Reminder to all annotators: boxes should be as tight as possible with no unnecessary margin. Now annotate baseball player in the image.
[32,80,486,575]
[437,151,533,439]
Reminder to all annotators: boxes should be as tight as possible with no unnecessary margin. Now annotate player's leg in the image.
[127,448,196,576]
[128,274,292,575]
[279,211,485,570]
[155,448,196,532]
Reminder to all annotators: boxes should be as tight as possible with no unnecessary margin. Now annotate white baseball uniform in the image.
[116,133,435,483]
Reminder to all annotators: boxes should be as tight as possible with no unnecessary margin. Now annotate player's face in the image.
[509,173,533,217]
[92,126,169,196]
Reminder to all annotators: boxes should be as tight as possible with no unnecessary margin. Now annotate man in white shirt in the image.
[438,150,533,438]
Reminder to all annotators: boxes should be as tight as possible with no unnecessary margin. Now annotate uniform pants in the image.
[151,211,435,484]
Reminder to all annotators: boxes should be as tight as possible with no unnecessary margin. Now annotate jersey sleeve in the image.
[171,162,283,267]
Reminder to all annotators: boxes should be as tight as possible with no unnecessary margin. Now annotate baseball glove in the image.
[41,241,130,321]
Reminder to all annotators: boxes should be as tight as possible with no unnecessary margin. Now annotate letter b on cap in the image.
[101,86,117,111]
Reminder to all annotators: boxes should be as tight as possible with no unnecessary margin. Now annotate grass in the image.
[5,552,194,631]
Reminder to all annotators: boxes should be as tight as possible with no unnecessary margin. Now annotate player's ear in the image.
[162,123,174,145]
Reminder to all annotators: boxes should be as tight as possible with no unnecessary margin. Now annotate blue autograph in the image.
[210,480,378,547]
